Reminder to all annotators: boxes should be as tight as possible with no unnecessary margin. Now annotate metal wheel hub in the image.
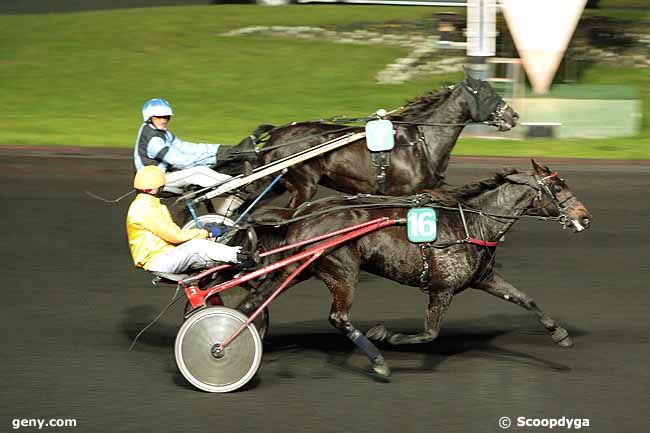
[210,343,225,359]
[175,306,262,393]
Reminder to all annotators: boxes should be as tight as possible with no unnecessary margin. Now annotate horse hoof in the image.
[552,328,573,347]
[371,356,391,381]
[556,335,574,348]
[366,325,388,342]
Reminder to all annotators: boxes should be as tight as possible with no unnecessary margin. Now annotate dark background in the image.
[0,0,214,15]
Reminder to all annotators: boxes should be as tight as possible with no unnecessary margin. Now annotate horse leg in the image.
[367,289,453,346]
[473,272,573,347]
[317,252,391,379]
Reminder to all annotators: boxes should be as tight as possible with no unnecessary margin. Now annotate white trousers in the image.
[164,166,231,189]
[146,239,241,274]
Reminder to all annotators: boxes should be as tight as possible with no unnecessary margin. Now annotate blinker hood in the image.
[460,77,502,122]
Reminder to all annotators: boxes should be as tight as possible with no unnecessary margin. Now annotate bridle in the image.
[459,81,511,129]
[532,172,582,230]
[487,101,511,128]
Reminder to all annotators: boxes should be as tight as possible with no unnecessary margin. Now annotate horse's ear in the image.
[531,159,551,175]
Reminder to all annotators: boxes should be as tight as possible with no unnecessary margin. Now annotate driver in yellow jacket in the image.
[126,166,251,274]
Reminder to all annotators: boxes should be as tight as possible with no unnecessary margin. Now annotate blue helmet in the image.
[142,98,173,122]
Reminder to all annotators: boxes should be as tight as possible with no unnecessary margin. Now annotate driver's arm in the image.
[147,134,219,169]
[144,202,208,245]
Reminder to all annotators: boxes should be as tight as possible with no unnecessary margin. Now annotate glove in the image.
[236,250,260,270]
[203,222,225,238]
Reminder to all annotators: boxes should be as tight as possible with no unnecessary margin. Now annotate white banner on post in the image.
[501,0,587,94]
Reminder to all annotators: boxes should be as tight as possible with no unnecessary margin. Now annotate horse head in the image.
[459,75,519,131]
[506,160,592,232]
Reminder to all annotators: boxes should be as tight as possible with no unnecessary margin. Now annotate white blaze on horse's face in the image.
[554,182,591,233]
[567,204,592,233]
[533,165,592,233]
[571,219,586,232]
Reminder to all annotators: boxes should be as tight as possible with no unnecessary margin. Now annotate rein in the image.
[393,120,473,127]
[245,82,509,155]
[253,192,560,228]
[246,118,496,155]
[248,125,360,154]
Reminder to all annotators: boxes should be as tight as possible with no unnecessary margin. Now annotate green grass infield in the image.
[1,5,648,160]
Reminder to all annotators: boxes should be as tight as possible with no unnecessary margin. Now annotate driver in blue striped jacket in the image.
[134,98,257,190]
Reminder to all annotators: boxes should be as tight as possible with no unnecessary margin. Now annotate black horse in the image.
[246,160,591,378]
[255,75,519,208]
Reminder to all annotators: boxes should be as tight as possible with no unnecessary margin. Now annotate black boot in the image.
[215,137,259,168]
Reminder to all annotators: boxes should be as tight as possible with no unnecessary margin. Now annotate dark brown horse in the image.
[246,160,591,378]
[253,75,518,208]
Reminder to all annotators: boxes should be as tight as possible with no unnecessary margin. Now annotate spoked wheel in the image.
[184,290,270,340]
[175,306,262,393]
[181,213,235,231]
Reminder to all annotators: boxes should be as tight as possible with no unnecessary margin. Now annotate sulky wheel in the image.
[184,293,270,341]
[175,306,262,393]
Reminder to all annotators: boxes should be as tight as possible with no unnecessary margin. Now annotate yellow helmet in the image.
[134,166,166,190]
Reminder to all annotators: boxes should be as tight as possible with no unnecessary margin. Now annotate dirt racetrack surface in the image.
[1,150,648,433]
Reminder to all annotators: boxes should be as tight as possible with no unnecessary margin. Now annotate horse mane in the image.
[387,86,455,122]
[248,169,521,229]
[447,168,520,202]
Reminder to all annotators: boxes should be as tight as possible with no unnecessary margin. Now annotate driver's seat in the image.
[150,271,191,285]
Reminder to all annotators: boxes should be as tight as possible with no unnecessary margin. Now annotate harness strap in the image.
[467,238,497,247]
[257,125,359,153]
[419,242,433,286]
[371,151,391,194]
[251,192,534,228]
[540,172,559,182]
[392,120,473,127]
[458,203,470,238]
[458,203,497,247]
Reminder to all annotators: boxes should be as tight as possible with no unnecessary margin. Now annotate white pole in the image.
[466,0,497,81]
[466,0,497,58]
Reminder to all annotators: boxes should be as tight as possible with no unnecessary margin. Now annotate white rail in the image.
[197,131,366,203]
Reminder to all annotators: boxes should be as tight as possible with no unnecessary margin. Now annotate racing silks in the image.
[126,193,207,269]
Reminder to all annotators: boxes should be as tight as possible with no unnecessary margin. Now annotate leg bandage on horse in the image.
[347,329,382,362]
